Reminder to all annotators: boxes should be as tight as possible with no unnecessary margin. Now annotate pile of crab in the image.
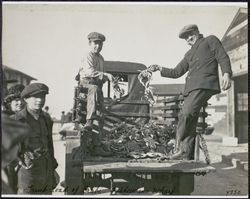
[101,121,176,159]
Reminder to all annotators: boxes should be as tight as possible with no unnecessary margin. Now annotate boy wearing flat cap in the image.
[78,32,113,156]
[11,83,58,194]
[149,24,232,160]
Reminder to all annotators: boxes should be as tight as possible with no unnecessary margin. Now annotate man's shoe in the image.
[91,146,113,157]
[83,120,93,131]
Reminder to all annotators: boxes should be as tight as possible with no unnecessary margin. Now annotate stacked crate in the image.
[151,94,209,134]
[151,94,210,161]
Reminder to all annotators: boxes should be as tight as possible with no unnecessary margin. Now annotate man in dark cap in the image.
[11,83,58,194]
[77,32,113,156]
[148,24,232,160]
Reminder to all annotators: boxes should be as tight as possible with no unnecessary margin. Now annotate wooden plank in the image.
[82,160,215,173]
[104,115,123,123]
[104,112,139,126]
[103,120,115,129]
[151,112,208,119]
[151,112,179,118]
[112,100,149,105]
[154,120,177,125]
[157,95,184,104]
[82,157,131,162]
[151,104,182,111]
[105,111,151,118]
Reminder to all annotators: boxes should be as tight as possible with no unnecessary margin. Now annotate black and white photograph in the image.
[1,1,248,197]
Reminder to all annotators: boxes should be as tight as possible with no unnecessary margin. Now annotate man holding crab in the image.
[148,24,232,160]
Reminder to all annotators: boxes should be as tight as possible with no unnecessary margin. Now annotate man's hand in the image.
[104,72,114,82]
[221,73,231,90]
[148,64,162,72]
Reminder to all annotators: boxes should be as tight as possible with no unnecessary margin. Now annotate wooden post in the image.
[163,97,167,121]
[195,134,200,161]
[202,105,206,134]
[108,80,111,98]
[175,97,180,125]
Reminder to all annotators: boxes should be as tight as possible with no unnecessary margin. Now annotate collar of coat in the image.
[191,34,204,49]
[27,107,41,120]
[185,34,205,59]
[13,106,51,123]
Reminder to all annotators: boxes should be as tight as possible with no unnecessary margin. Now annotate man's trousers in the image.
[80,78,104,146]
[177,89,216,160]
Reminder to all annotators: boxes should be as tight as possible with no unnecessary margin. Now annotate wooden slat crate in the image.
[151,94,209,134]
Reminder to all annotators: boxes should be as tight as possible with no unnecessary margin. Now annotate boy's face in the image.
[25,93,46,111]
[89,40,103,54]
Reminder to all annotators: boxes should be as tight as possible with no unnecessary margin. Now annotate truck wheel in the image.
[171,173,194,195]
[65,134,84,195]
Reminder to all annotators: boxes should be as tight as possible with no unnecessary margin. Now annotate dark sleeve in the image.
[207,35,233,77]
[46,117,58,169]
[160,57,189,78]
[4,113,30,164]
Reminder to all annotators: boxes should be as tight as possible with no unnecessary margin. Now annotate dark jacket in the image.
[12,107,58,169]
[11,107,58,193]
[2,112,31,194]
[160,34,232,96]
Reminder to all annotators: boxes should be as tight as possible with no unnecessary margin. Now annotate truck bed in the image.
[82,158,215,174]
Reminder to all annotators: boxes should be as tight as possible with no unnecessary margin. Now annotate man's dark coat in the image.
[160,35,232,95]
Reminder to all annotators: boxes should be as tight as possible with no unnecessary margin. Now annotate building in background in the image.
[209,7,248,144]
[222,7,248,144]
[3,65,37,88]
[150,84,184,124]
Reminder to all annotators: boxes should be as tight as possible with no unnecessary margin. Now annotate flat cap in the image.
[21,83,49,98]
[179,24,199,39]
[87,32,106,42]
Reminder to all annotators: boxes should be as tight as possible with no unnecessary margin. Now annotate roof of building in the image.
[221,7,247,42]
[3,65,37,81]
[104,61,147,74]
[151,84,185,96]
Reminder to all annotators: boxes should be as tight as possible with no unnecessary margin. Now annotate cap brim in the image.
[22,90,48,98]
[179,30,194,39]
[179,26,199,39]
[89,38,104,42]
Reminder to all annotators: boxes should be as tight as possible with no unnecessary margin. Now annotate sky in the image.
[2,2,247,119]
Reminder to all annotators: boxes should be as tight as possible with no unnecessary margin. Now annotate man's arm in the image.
[207,35,233,90]
[149,57,189,78]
